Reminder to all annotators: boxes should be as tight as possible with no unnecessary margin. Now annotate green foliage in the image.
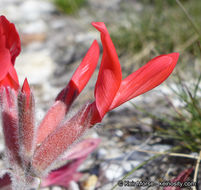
[140,0,189,7]
[155,74,201,152]
[53,0,86,14]
[148,0,201,153]
[111,0,201,55]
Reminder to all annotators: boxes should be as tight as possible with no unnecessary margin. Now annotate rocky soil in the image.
[0,0,199,189]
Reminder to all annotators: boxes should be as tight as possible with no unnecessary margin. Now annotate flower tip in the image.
[167,52,180,62]
[0,15,7,22]
[21,78,30,95]
[91,39,99,51]
[91,22,107,34]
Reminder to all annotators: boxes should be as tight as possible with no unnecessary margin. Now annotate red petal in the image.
[36,101,66,145]
[21,78,30,95]
[87,101,101,125]
[0,34,6,49]
[0,73,19,90]
[110,53,179,110]
[63,138,101,160]
[71,40,99,93]
[92,22,122,121]
[0,16,21,64]
[56,40,99,111]
[0,64,19,90]
[55,81,79,113]
[21,78,30,105]
[0,48,11,81]
[8,63,19,85]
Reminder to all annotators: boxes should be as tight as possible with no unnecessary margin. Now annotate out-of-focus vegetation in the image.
[53,0,86,14]
[111,0,201,55]
[155,75,201,152]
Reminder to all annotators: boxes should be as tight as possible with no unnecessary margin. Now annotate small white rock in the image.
[151,144,171,152]
[20,0,55,21]
[22,20,47,34]
[115,130,123,137]
[52,186,63,190]
[97,148,107,159]
[100,163,124,181]
[69,181,80,190]
[122,162,132,172]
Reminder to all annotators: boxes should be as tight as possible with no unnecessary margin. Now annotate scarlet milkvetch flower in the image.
[31,22,179,175]
[0,15,20,90]
[0,17,179,190]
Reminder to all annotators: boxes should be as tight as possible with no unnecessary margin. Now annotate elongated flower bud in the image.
[32,104,92,175]
[18,79,35,166]
[0,87,20,165]
[36,101,66,146]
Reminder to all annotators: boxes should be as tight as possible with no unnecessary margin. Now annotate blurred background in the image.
[0,0,201,189]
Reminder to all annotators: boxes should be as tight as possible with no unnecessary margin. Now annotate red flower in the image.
[32,22,179,175]
[52,22,179,124]
[0,15,21,90]
[90,22,179,123]
[0,18,179,190]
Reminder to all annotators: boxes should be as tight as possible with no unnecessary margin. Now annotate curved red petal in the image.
[0,34,6,49]
[56,40,99,110]
[8,63,19,85]
[0,48,11,81]
[110,53,179,109]
[0,72,19,90]
[92,22,122,120]
[0,15,21,64]
[71,40,99,93]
